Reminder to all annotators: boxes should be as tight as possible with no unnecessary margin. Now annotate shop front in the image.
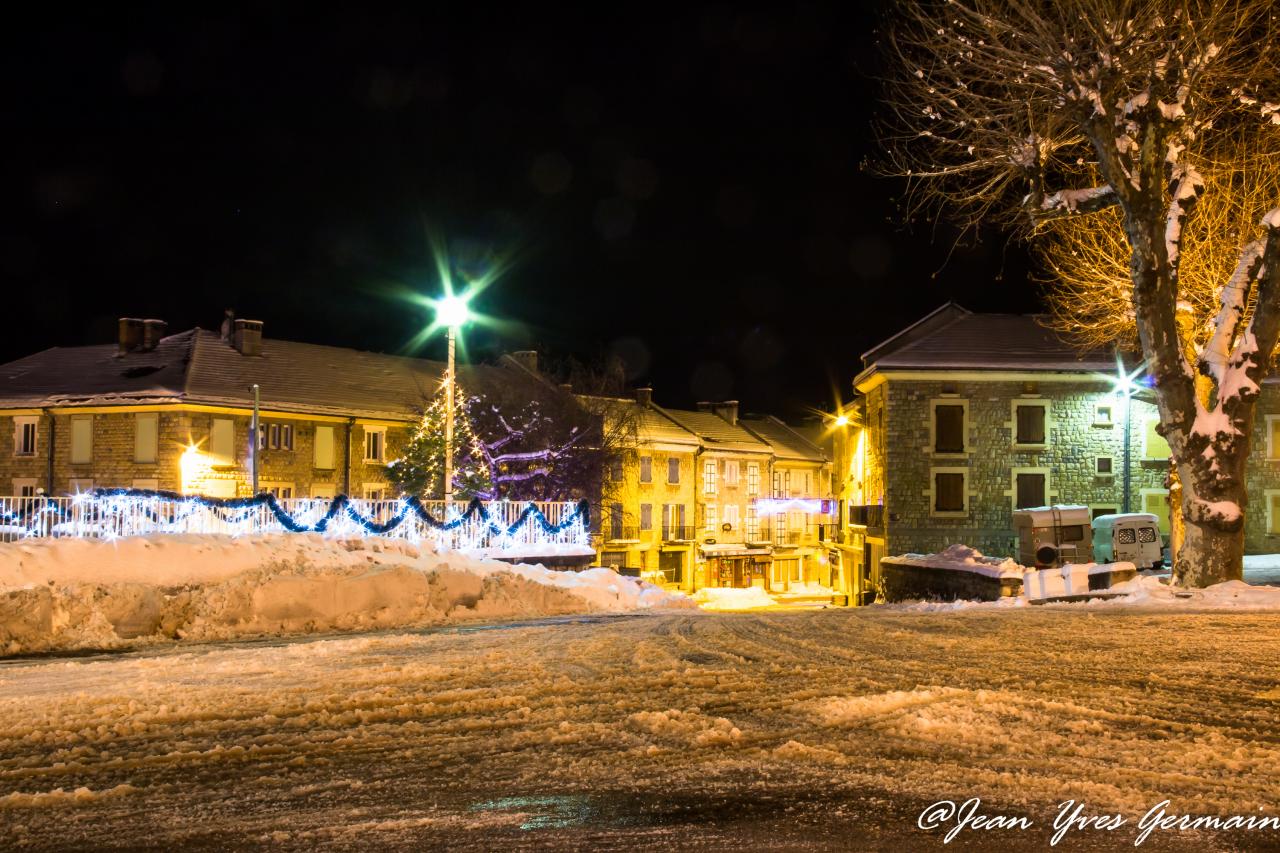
[699,544,773,589]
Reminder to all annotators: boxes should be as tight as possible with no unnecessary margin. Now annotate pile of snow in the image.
[691,586,777,611]
[1023,561,1136,601]
[776,581,836,597]
[888,575,1280,612]
[0,534,692,656]
[886,544,1023,579]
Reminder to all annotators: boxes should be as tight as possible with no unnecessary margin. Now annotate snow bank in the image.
[0,534,692,656]
[692,586,777,611]
[887,575,1280,612]
[886,544,1023,578]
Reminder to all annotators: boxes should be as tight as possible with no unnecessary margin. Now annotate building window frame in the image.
[1089,503,1120,521]
[1267,415,1280,461]
[1139,487,1172,536]
[1142,414,1171,461]
[639,456,652,483]
[724,460,740,487]
[1267,490,1280,535]
[70,415,93,465]
[925,466,970,517]
[667,457,680,484]
[703,460,717,495]
[1095,455,1115,478]
[1094,403,1115,427]
[639,503,653,531]
[363,426,387,463]
[746,462,760,496]
[314,425,336,469]
[704,503,717,533]
[261,482,295,500]
[1005,466,1055,512]
[1008,398,1050,450]
[13,416,38,457]
[13,477,38,497]
[928,399,971,457]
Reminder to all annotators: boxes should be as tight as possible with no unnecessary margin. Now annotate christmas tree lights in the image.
[389,382,494,500]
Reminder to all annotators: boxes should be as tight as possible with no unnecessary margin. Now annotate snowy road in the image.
[3,608,1280,851]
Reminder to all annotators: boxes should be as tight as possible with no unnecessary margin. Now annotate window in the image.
[132,479,159,491]
[262,483,294,499]
[607,458,623,481]
[135,413,159,464]
[1268,491,1280,534]
[928,468,968,516]
[1013,402,1047,446]
[703,460,717,494]
[70,416,92,465]
[68,478,93,494]
[278,424,293,450]
[1095,404,1114,426]
[1143,416,1171,461]
[662,503,686,539]
[13,478,37,497]
[609,501,624,539]
[1090,505,1119,520]
[260,423,292,451]
[784,470,792,496]
[746,463,760,496]
[704,503,717,533]
[209,418,234,465]
[667,457,680,484]
[746,503,759,538]
[723,503,740,529]
[1015,472,1046,509]
[13,417,37,457]
[933,403,966,453]
[772,471,782,498]
[639,456,652,483]
[363,484,387,501]
[1095,456,1114,476]
[310,483,337,499]
[724,461,740,486]
[640,503,653,530]
[314,426,336,469]
[364,427,386,463]
[1267,415,1280,460]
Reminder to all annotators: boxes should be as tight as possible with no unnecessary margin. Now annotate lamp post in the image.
[1113,358,1144,514]
[435,294,470,505]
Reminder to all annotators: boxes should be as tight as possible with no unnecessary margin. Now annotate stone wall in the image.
[879,378,1168,558]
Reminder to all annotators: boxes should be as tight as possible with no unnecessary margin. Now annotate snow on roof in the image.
[0,328,529,419]
[739,415,827,462]
[862,306,1118,373]
[655,407,772,453]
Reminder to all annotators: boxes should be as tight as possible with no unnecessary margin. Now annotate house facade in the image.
[0,317,533,502]
[837,303,1280,597]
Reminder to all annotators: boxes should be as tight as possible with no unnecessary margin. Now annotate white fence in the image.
[0,494,590,552]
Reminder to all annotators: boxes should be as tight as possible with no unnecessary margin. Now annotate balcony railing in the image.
[848,504,885,528]
[661,525,697,542]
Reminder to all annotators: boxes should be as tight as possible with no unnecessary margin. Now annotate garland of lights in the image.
[69,488,591,538]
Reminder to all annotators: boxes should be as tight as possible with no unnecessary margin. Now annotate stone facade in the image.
[872,377,1168,558]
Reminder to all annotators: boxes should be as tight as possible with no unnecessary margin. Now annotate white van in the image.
[1091,513,1163,570]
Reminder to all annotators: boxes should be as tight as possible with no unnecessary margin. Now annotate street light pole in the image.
[1122,383,1132,514]
[444,326,455,506]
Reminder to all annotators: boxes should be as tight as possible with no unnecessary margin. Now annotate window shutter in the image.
[314,426,335,469]
[640,503,652,530]
[1271,495,1280,534]
[668,457,680,483]
[935,405,964,452]
[1145,418,1171,460]
[70,417,92,465]
[135,413,159,463]
[209,418,234,464]
[935,472,964,512]
[1015,473,1046,509]
[1016,405,1046,444]
[639,456,652,482]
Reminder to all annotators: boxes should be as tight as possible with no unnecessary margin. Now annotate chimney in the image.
[634,387,653,406]
[117,318,145,355]
[509,350,539,373]
[233,319,264,356]
[698,400,739,425]
[140,319,167,351]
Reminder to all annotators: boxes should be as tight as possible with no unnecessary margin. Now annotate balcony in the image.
[603,526,641,543]
[848,504,885,528]
[661,526,697,542]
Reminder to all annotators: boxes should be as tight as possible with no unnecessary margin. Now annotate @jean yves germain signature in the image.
[918,798,1280,846]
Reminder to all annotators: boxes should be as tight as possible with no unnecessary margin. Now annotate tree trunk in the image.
[1174,513,1244,586]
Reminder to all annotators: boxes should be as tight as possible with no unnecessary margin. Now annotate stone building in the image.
[0,317,526,500]
[836,303,1280,591]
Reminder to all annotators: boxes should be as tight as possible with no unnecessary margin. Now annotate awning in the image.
[700,544,772,557]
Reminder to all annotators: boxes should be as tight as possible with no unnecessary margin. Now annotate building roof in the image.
[654,406,773,454]
[0,327,523,420]
[740,416,827,463]
[860,303,1116,374]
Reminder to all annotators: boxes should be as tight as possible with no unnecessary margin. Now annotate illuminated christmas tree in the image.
[388,382,493,500]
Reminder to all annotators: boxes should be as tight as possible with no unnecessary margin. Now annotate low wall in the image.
[880,559,1021,603]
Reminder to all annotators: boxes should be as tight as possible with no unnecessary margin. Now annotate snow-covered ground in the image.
[1,607,1274,850]
[0,535,690,655]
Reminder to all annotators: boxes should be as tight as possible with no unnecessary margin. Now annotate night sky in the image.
[4,3,1040,418]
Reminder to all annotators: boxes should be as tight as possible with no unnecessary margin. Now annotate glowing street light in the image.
[1114,356,1147,514]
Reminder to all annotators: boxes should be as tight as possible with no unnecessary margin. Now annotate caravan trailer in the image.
[1091,513,1164,570]
[1011,505,1093,568]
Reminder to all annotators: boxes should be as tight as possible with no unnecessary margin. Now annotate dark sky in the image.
[3,3,1040,418]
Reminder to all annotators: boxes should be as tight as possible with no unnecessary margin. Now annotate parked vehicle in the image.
[1091,513,1164,570]
[1011,505,1093,568]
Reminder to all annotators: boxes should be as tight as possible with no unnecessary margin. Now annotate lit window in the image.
[364,427,386,463]
[746,463,760,496]
[13,417,38,457]
[703,460,717,494]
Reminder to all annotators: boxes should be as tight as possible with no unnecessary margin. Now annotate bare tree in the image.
[880,0,1280,585]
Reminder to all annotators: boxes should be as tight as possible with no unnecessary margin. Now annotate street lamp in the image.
[436,293,471,505]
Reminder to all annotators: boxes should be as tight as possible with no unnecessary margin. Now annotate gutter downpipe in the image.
[44,409,55,496]
[343,418,354,496]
